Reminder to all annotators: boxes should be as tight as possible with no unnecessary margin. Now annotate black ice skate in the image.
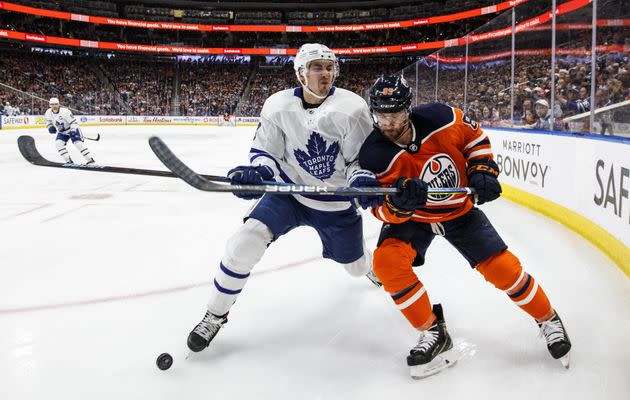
[538,312,571,368]
[366,269,382,287]
[187,310,228,352]
[407,304,456,379]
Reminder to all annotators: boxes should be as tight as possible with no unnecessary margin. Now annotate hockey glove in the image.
[385,177,428,216]
[348,169,384,209]
[467,159,502,205]
[68,129,83,142]
[227,165,275,200]
[48,126,57,134]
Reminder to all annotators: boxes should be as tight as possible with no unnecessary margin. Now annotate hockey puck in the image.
[156,353,173,370]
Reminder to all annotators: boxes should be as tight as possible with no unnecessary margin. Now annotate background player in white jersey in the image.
[44,97,95,164]
[187,43,384,353]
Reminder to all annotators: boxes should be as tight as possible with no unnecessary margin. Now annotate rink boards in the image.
[0,114,260,129]
[485,127,630,276]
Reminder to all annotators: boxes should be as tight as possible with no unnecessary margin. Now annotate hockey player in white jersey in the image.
[44,98,95,164]
[187,43,384,353]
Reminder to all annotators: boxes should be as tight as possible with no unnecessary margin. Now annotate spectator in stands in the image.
[521,98,533,119]
[579,86,589,102]
[523,109,537,128]
[481,106,493,125]
[533,99,552,130]
[596,86,614,135]
[607,78,625,103]
[559,85,590,116]
[0,51,121,115]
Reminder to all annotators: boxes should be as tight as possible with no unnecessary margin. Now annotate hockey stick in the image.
[51,130,100,141]
[83,132,101,141]
[17,135,232,182]
[148,135,477,198]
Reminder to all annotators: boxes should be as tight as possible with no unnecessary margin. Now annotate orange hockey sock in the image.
[374,238,434,330]
[477,250,554,321]
[393,281,435,330]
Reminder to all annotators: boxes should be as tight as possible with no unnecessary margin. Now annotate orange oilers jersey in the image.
[359,103,494,224]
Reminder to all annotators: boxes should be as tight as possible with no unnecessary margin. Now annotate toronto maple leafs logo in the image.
[294,132,340,180]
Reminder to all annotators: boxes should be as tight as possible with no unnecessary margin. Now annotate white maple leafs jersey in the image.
[249,87,374,211]
[44,107,78,133]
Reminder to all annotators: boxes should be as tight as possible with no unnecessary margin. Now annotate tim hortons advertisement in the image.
[486,128,629,247]
[127,116,175,124]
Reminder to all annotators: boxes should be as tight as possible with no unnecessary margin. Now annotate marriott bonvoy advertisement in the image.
[486,128,630,249]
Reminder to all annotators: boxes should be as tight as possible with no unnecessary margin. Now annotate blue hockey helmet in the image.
[369,75,412,113]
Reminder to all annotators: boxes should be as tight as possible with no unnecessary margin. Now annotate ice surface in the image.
[0,126,628,399]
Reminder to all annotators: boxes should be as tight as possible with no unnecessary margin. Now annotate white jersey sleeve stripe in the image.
[463,133,489,152]
[467,148,493,160]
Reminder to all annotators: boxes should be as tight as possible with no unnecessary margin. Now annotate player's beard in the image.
[382,120,410,145]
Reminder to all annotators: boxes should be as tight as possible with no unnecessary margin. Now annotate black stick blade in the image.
[85,133,101,141]
[18,136,58,166]
[148,136,225,191]
[17,135,231,181]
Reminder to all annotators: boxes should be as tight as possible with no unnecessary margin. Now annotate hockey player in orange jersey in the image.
[358,75,571,379]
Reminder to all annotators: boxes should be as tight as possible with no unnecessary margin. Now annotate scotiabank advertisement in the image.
[77,115,126,124]
[486,128,630,249]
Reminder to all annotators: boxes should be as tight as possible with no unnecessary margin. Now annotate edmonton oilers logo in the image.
[420,154,460,202]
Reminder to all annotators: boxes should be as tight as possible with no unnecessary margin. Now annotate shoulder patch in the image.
[462,114,479,130]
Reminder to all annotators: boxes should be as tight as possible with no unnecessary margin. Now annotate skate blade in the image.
[410,349,458,380]
[560,353,570,369]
